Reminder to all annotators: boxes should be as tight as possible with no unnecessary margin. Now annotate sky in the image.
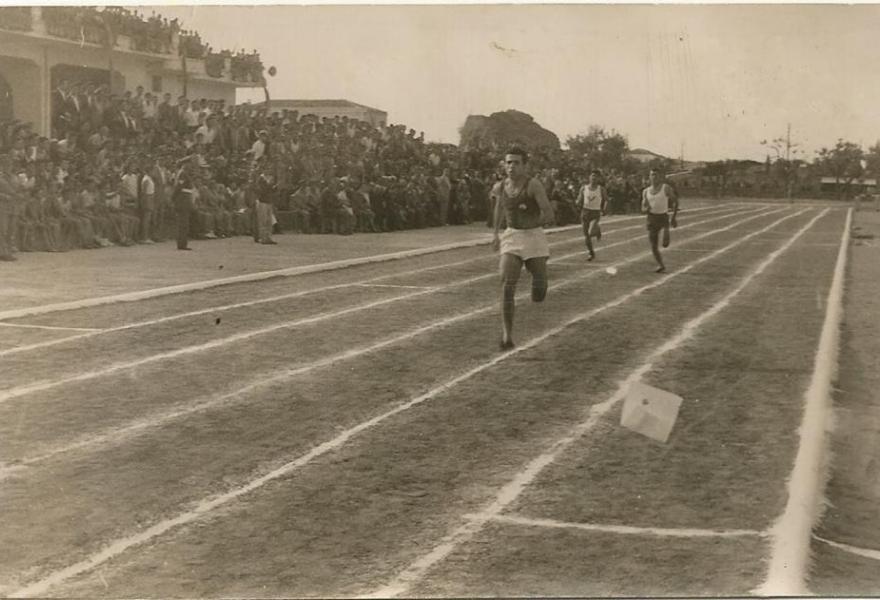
[143,3,880,162]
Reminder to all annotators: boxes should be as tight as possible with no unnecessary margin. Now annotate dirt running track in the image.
[0,204,854,597]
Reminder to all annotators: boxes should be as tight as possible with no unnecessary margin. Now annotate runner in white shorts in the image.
[491,147,555,350]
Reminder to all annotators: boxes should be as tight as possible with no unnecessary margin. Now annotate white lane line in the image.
[481,513,765,539]
[0,229,566,322]
[0,209,784,473]
[0,208,766,404]
[4,209,803,596]
[0,206,742,324]
[755,208,852,596]
[5,210,725,323]
[365,209,829,598]
[813,534,880,562]
[0,212,702,359]
[0,323,102,333]
[353,284,435,290]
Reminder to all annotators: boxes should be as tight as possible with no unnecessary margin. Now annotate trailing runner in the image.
[641,167,679,273]
[576,169,608,261]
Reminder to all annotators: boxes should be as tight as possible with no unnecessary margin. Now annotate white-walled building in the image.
[0,7,261,136]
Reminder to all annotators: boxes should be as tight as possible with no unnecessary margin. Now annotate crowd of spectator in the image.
[0,76,652,261]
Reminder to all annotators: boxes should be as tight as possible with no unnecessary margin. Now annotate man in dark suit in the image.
[158,93,176,131]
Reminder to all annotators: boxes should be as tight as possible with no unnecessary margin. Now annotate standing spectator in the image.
[254,165,277,244]
[0,154,23,261]
[138,158,157,243]
[158,93,176,130]
[173,156,199,250]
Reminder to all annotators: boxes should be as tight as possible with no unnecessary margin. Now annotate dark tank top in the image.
[498,178,541,230]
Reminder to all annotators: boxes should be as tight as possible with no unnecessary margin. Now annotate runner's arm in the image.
[491,184,504,250]
[531,178,555,226]
[601,186,609,215]
[665,183,679,226]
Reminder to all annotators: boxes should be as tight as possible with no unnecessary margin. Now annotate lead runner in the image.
[491,147,555,350]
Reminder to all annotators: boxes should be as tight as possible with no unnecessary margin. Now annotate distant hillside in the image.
[459,110,560,151]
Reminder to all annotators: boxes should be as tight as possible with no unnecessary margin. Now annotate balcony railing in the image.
[2,7,265,85]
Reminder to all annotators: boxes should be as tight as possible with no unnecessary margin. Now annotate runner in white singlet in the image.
[576,169,608,261]
[641,167,679,273]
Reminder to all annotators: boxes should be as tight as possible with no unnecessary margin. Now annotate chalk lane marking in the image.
[6,209,739,323]
[480,513,765,539]
[5,209,807,597]
[813,534,880,562]
[755,208,852,596]
[0,323,102,333]
[365,209,829,598]
[0,207,741,359]
[0,208,784,474]
[0,207,767,404]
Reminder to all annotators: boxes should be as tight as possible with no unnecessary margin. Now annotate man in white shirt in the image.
[120,164,140,207]
[250,130,269,163]
[139,159,157,243]
[184,100,201,130]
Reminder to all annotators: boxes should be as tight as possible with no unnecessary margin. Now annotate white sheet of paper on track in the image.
[620,381,683,443]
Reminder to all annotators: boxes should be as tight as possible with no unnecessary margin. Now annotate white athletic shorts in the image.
[499,227,550,260]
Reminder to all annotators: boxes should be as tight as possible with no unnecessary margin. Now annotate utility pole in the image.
[786,123,791,162]
[761,123,800,202]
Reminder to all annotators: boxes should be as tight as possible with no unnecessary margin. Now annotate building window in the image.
[151,75,162,93]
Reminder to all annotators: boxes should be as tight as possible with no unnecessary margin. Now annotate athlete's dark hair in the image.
[504,147,529,163]
[590,169,602,177]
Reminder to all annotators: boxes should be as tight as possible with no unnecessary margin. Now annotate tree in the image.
[566,126,630,173]
[864,140,880,179]
[702,160,730,198]
[815,139,864,200]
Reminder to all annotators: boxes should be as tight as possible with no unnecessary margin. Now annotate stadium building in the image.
[0,6,261,136]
